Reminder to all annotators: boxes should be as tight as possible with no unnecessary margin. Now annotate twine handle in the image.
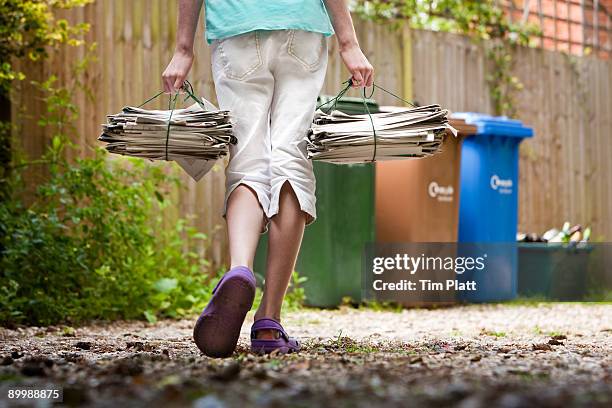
[318,78,417,163]
[136,80,206,161]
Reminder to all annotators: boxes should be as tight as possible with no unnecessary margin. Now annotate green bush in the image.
[0,150,218,326]
[284,271,307,311]
[1,0,91,200]
[1,31,221,327]
[0,0,91,92]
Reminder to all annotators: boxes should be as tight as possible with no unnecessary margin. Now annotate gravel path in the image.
[0,303,610,407]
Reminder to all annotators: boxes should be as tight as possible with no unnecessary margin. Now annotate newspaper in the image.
[98,98,235,181]
[99,97,457,177]
[306,104,457,164]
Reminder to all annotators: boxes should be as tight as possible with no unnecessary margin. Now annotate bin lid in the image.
[451,112,534,138]
[317,95,380,114]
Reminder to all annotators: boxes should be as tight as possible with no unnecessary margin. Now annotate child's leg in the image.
[254,182,306,330]
[226,185,266,270]
[210,32,275,270]
[195,32,276,356]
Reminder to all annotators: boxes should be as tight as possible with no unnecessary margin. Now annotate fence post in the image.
[401,24,414,103]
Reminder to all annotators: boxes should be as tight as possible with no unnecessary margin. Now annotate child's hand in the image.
[339,44,374,88]
[162,50,194,93]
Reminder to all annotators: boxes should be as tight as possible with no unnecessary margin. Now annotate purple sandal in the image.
[193,266,256,358]
[250,318,300,355]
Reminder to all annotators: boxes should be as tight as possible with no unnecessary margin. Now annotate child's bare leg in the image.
[193,184,262,357]
[226,185,266,270]
[254,182,306,339]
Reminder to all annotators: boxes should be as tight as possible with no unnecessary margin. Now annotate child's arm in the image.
[162,0,204,93]
[324,0,374,87]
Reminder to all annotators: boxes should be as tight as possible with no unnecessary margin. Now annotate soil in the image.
[0,303,610,407]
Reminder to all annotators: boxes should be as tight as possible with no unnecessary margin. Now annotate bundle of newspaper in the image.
[98,99,235,181]
[306,104,456,164]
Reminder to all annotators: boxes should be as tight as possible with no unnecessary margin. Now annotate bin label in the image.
[428,181,454,202]
[490,174,513,195]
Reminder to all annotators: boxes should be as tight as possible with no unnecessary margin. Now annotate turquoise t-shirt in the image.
[204,0,334,43]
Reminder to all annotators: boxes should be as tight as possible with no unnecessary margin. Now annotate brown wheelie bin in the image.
[372,117,477,305]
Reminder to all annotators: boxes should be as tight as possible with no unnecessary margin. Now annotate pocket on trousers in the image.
[216,31,263,80]
[287,30,327,71]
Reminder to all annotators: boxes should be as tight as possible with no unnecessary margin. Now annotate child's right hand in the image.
[162,50,194,93]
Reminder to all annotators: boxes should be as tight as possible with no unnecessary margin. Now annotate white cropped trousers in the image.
[210,29,328,231]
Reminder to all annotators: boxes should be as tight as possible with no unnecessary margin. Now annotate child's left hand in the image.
[339,44,374,88]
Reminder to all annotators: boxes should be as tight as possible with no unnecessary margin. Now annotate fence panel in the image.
[411,29,612,239]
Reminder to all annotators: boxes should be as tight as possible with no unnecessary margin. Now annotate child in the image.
[162,0,374,357]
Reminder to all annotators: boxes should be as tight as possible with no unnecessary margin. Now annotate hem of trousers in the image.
[266,178,316,227]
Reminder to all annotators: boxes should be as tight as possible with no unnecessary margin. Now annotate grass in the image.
[338,296,406,313]
[264,359,282,369]
[584,290,612,302]
[481,329,507,338]
[533,326,567,337]
[344,342,381,353]
[500,296,549,306]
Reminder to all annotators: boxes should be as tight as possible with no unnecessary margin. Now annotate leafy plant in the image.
[355,1,539,44]
[284,271,308,311]
[0,147,221,326]
[355,0,541,116]
[251,271,308,313]
[0,0,91,92]
[361,299,403,313]
[0,39,218,326]
[1,0,91,201]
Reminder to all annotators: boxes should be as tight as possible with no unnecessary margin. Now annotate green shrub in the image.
[251,271,308,313]
[0,150,218,326]
[284,271,307,311]
[1,31,220,326]
[0,0,91,92]
[0,0,91,199]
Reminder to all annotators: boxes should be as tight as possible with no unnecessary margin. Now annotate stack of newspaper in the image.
[98,99,235,181]
[306,104,456,164]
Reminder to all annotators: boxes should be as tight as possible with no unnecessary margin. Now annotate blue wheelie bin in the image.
[453,113,534,302]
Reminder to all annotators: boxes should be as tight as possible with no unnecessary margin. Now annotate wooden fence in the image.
[11,1,612,268]
[411,29,612,241]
